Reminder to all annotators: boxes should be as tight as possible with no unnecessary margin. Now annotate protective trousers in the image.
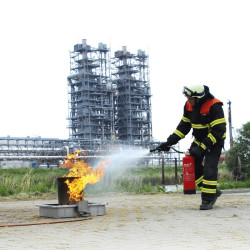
[192,143,222,201]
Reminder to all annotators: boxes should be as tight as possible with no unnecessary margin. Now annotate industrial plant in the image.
[67,39,152,149]
[1,39,175,168]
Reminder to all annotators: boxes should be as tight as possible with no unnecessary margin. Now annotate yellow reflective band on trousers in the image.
[195,175,203,185]
[174,130,185,139]
[201,187,216,194]
[203,179,217,185]
[210,118,227,127]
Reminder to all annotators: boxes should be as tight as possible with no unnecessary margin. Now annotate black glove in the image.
[189,146,205,158]
[156,141,171,152]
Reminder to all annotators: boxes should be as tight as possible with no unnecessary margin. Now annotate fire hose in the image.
[0,214,93,228]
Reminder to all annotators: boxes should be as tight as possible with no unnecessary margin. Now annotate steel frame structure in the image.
[67,39,114,149]
[68,40,152,149]
[112,46,152,142]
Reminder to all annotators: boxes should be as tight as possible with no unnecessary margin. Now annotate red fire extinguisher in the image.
[150,146,196,194]
[182,154,196,194]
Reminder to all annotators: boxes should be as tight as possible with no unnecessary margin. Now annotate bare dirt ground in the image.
[0,191,250,250]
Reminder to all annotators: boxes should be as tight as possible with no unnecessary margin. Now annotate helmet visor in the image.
[183,86,193,98]
[183,86,205,98]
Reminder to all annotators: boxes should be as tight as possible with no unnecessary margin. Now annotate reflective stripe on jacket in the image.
[168,97,227,150]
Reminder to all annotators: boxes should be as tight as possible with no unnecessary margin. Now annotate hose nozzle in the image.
[150,148,158,153]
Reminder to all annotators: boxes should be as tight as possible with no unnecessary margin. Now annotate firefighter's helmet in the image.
[183,84,205,98]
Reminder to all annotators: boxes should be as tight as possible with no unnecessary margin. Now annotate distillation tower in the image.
[67,40,152,149]
[112,46,152,143]
[67,39,115,148]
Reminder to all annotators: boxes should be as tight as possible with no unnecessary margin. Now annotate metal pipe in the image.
[161,151,165,185]
[0,156,66,160]
[227,100,233,149]
[175,158,178,185]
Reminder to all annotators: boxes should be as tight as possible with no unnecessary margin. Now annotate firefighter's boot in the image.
[211,188,222,206]
[200,189,222,210]
[200,199,213,210]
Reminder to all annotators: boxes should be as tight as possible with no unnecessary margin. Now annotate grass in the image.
[0,164,249,199]
[0,168,68,198]
[84,165,181,195]
[85,164,250,195]
[218,180,250,190]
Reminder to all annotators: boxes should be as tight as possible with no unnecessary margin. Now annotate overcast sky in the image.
[0,0,249,151]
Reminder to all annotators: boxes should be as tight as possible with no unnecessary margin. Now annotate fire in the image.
[60,150,110,202]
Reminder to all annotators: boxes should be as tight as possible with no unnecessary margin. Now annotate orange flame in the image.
[60,151,110,202]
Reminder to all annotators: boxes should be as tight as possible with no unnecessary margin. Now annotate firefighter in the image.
[156,84,226,210]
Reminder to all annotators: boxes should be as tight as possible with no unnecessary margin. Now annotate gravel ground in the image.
[0,191,250,250]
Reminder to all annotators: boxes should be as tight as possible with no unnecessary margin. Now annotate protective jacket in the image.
[166,86,226,150]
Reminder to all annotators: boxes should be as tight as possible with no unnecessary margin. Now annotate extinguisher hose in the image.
[150,146,185,154]
[169,146,185,154]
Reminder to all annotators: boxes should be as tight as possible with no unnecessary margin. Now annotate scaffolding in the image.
[67,39,115,148]
[112,46,152,143]
[67,40,152,149]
